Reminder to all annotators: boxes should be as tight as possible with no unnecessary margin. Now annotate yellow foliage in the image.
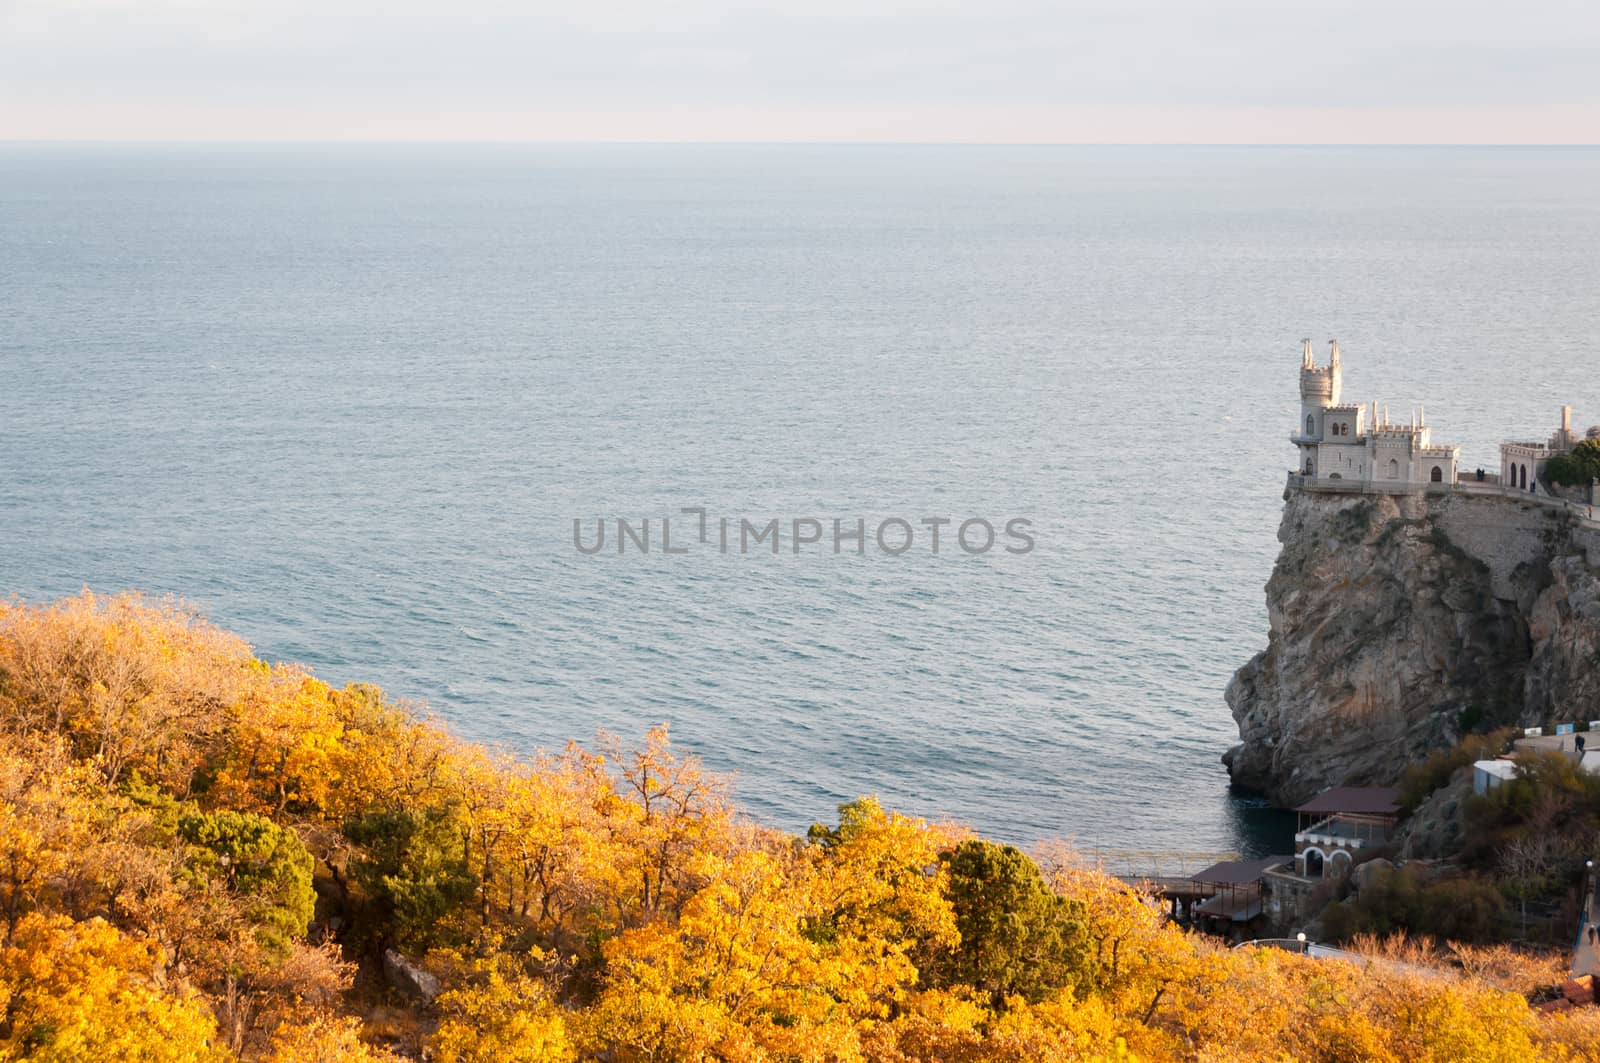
[260,1013,401,1062]
[0,914,227,1062]
[0,591,254,789]
[581,848,858,1061]
[428,947,574,1063]
[807,797,961,1007]
[0,592,1595,1063]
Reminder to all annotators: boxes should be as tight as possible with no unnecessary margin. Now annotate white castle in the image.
[1294,339,1459,486]
[1293,339,1593,495]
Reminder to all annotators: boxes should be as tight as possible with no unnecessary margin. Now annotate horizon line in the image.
[4,139,1600,148]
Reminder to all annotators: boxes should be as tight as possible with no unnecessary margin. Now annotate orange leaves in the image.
[261,1015,402,1063]
[427,947,574,1063]
[0,592,1596,1062]
[583,847,860,1062]
[0,914,229,1062]
[0,590,255,790]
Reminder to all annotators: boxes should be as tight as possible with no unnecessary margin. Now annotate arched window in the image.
[1328,850,1354,878]
[1521,464,1528,490]
[1431,466,1443,483]
[1303,849,1325,878]
[1306,415,1315,438]
[1387,459,1400,480]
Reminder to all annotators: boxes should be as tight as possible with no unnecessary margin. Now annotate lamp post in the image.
[1579,859,1596,957]
[1296,931,1307,955]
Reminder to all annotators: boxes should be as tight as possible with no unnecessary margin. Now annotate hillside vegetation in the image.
[0,591,1595,1061]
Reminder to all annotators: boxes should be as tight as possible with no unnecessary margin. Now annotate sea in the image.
[4,144,1599,861]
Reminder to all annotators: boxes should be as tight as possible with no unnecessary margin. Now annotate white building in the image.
[1293,340,1459,487]
[1472,759,1518,795]
[1499,406,1588,494]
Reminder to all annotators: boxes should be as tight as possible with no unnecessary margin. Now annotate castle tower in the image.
[1554,404,1576,451]
[1297,339,1342,443]
[1294,339,1345,477]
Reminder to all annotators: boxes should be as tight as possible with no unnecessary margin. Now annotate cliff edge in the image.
[1225,483,1600,806]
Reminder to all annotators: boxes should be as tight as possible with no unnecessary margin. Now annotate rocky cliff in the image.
[1225,485,1600,806]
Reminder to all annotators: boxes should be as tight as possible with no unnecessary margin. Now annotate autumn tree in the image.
[0,914,228,1062]
[428,946,574,1063]
[0,735,99,942]
[0,592,1595,1062]
[0,591,255,789]
[261,1013,401,1063]
[592,726,737,926]
[804,797,960,1015]
[580,847,862,1061]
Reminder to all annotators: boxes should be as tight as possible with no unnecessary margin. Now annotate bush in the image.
[1457,751,1600,919]
[1546,438,1600,486]
[1400,728,1517,813]
[1322,865,1506,944]
[178,808,316,958]
[343,805,477,951]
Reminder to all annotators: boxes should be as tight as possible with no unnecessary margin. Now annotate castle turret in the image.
[1297,339,1342,446]
[1552,404,1576,451]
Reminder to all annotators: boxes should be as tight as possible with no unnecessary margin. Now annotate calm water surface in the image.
[4,145,1599,858]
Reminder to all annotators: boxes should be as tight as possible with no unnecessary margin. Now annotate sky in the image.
[3,0,1599,143]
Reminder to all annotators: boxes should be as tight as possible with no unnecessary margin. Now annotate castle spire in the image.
[1328,339,1341,370]
[1302,338,1314,368]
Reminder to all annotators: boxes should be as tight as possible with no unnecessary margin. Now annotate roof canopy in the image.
[1192,855,1292,886]
[1295,786,1402,817]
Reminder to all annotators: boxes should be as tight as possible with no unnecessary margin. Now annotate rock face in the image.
[1225,485,1600,806]
[1350,857,1396,894]
[1395,774,1472,859]
[383,949,441,1004]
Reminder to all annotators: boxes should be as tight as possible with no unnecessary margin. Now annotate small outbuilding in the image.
[1473,759,1519,795]
[1189,855,1291,930]
[1293,786,1401,879]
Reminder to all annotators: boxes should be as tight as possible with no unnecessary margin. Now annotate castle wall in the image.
[1315,441,1368,481]
[1430,492,1568,602]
